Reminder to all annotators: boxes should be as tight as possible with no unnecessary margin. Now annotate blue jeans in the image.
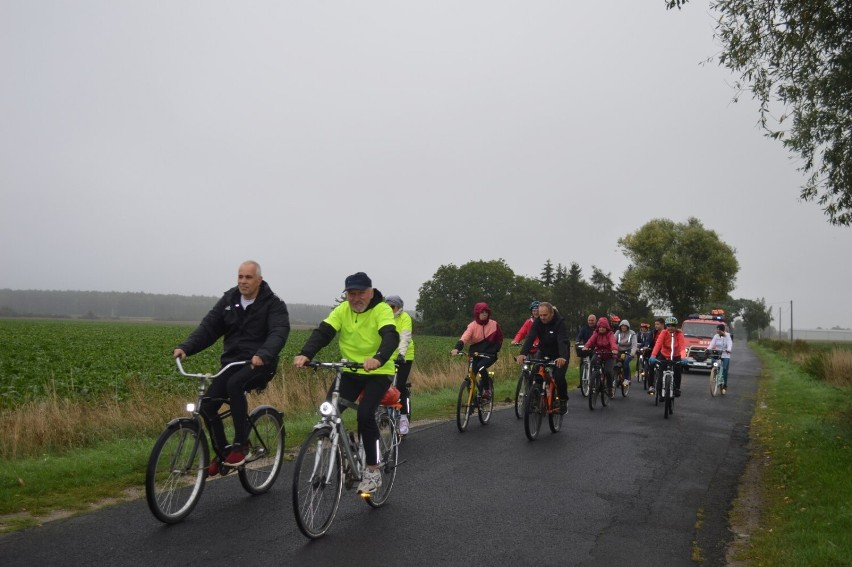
[721,358,730,387]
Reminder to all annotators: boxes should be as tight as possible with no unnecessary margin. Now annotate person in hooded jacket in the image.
[615,320,638,387]
[174,260,290,475]
[514,302,571,414]
[451,302,504,401]
[583,316,619,396]
[294,272,399,495]
[385,294,415,435]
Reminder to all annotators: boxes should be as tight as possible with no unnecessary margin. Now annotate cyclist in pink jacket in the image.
[451,302,504,401]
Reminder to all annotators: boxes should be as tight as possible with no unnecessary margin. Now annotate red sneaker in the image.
[208,458,220,477]
[223,446,246,468]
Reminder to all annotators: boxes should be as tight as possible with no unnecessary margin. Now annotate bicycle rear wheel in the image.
[145,421,208,524]
[366,412,398,508]
[580,362,591,397]
[239,407,284,495]
[292,427,343,539]
[548,384,563,433]
[456,379,473,432]
[524,384,544,440]
[514,369,529,419]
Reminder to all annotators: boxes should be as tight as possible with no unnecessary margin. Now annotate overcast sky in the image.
[1,1,848,330]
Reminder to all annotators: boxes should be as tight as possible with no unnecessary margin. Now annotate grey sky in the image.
[1,1,848,330]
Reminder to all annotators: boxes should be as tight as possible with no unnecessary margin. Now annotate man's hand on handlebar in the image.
[293,355,310,368]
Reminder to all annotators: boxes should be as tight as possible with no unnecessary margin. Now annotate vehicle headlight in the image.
[186,403,196,413]
[319,401,335,417]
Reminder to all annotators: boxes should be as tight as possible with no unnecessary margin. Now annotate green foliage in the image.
[668,0,852,226]
[741,298,773,340]
[416,259,544,336]
[618,217,739,320]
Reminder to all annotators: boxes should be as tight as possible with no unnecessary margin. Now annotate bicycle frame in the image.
[305,361,367,489]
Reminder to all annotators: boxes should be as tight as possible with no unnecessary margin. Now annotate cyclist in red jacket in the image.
[649,316,686,397]
[583,316,618,397]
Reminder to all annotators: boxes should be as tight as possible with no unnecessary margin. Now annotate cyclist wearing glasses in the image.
[583,316,618,396]
[515,302,571,414]
[173,260,290,476]
[294,272,399,495]
[649,316,686,397]
[450,302,504,401]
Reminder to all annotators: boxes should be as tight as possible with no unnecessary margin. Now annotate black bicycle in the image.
[145,359,285,524]
[586,351,610,410]
[514,357,533,419]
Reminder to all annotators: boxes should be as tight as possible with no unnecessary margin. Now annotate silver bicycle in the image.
[291,360,401,539]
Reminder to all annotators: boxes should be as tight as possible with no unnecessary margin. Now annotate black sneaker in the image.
[559,400,568,415]
[674,389,682,398]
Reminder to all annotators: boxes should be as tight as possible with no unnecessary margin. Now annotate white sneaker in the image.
[623,379,630,387]
[399,415,410,435]
[358,467,382,495]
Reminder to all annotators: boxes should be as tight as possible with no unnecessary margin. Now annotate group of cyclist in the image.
[174,261,733,497]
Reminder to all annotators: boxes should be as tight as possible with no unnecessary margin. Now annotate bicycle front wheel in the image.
[600,376,609,407]
[145,421,208,524]
[581,362,591,397]
[709,367,719,397]
[366,412,399,508]
[456,379,473,432]
[514,370,528,419]
[239,407,285,495]
[524,384,544,440]
[292,427,343,539]
[621,377,630,397]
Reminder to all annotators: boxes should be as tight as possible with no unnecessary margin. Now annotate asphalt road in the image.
[0,342,760,567]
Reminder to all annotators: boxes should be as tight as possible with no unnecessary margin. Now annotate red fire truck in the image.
[681,310,727,372]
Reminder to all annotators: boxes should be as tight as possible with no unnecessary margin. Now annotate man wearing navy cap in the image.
[294,272,399,495]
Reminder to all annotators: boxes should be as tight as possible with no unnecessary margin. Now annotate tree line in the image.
[0,289,332,326]
[415,218,773,339]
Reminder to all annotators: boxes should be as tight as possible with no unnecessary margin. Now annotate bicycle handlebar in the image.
[453,351,496,359]
[175,358,248,378]
[304,360,365,370]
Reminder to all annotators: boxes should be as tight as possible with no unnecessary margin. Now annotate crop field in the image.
[0,319,522,410]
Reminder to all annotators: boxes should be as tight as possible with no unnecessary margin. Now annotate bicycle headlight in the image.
[186,403,196,413]
[319,401,335,417]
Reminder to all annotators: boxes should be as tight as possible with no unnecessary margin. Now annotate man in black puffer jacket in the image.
[174,260,290,475]
[516,301,571,414]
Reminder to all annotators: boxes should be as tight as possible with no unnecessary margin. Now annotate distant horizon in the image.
[2,287,848,332]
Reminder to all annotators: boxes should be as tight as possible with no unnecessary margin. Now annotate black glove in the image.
[395,354,406,366]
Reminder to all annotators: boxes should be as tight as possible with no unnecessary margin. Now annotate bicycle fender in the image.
[249,405,284,422]
[165,417,199,430]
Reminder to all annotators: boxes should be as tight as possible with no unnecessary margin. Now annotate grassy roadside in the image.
[728,345,851,566]
[0,374,521,533]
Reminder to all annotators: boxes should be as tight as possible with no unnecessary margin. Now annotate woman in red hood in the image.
[451,302,504,401]
[583,316,619,397]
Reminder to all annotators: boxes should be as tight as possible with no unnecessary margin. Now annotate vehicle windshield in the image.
[682,322,719,339]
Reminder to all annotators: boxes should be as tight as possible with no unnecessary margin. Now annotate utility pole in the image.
[790,300,794,343]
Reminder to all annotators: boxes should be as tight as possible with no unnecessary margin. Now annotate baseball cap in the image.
[344,272,372,291]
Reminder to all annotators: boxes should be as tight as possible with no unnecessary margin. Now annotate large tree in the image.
[416,259,543,336]
[740,297,773,340]
[618,218,739,320]
[667,0,852,226]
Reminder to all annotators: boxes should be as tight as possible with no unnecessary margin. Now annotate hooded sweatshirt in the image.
[584,316,618,359]
[454,302,503,356]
